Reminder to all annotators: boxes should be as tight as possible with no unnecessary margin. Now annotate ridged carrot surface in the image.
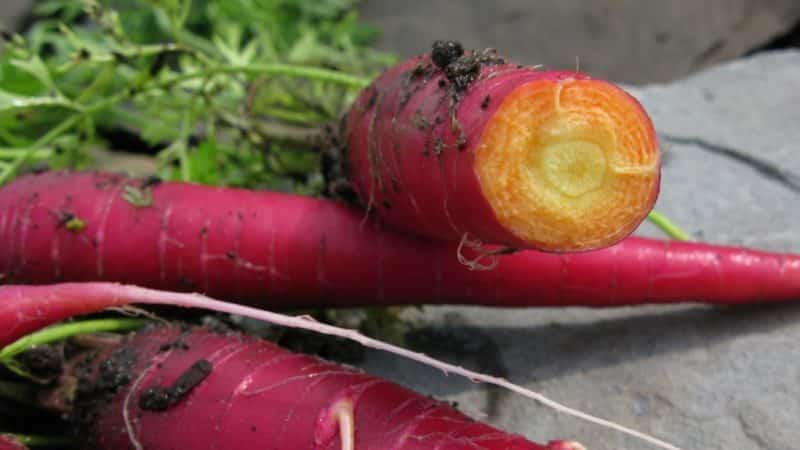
[1,171,798,310]
[65,326,581,450]
[341,41,660,251]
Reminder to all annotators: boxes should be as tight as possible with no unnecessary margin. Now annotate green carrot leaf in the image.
[0,89,80,113]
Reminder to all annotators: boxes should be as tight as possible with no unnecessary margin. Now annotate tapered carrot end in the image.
[475,76,659,251]
[547,441,588,450]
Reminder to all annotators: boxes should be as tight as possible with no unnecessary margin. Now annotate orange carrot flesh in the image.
[475,78,660,250]
[342,42,660,252]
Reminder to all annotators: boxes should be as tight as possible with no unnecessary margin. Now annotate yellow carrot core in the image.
[475,77,660,251]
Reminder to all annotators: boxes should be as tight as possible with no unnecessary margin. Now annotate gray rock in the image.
[359,50,800,450]
[0,0,30,31]
[361,0,800,84]
[633,50,800,251]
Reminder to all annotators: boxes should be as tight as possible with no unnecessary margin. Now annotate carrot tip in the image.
[475,77,660,251]
[549,441,588,450]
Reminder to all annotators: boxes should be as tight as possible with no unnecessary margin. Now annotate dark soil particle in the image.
[139,386,171,411]
[139,359,212,412]
[366,89,378,109]
[18,344,63,379]
[199,316,233,334]
[431,41,508,93]
[431,40,464,69]
[321,120,359,204]
[445,48,506,92]
[443,58,481,92]
[409,63,427,79]
[156,337,189,353]
[399,63,435,108]
[97,347,137,393]
[170,360,212,400]
[481,95,491,109]
[412,111,429,130]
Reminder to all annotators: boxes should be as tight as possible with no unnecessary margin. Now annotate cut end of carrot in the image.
[475,77,659,251]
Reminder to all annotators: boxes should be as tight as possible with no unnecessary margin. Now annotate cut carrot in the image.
[475,78,660,250]
[341,41,660,252]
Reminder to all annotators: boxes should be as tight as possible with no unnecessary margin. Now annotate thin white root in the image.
[333,400,355,450]
[457,233,498,270]
[113,284,681,450]
[456,233,517,271]
[122,369,147,450]
[121,352,167,450]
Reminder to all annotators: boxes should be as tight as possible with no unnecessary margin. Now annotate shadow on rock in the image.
[365,301,800,419]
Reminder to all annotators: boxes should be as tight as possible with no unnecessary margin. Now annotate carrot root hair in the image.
[1,283,680,450]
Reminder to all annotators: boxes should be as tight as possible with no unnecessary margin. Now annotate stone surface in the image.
[359,50,800,450]
[3,1,799,84]
[361,0,800,84]
[0,0,29,30]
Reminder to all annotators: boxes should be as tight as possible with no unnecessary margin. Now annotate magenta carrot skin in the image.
[0,283,132,348]
[1,171,799,308]
[73,326,575,450]
[0,435,26,450]
[344,53,579,248]
[341,44,660,252]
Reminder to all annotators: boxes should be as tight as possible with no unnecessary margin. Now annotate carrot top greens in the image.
[0,0,686,239]
[0,0,386,190]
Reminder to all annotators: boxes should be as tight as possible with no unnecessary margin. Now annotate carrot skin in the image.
[1,171,799,309]
[0,284,129,347]
[0,435,26,450]
[344,55,576,247]
[343,47,660,251]
[71,326,568,450]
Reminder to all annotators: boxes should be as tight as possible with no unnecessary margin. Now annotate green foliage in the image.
[0,0,392,189]
[0,318,145,381]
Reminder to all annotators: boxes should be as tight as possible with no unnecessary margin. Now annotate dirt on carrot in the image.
[59,325,581,450]
[339,41,661,252]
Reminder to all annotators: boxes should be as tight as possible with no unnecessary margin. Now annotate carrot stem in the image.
[0,115,81,186]
[157,63,371,90]
[0,318,144,362]
[647,210,691,241]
